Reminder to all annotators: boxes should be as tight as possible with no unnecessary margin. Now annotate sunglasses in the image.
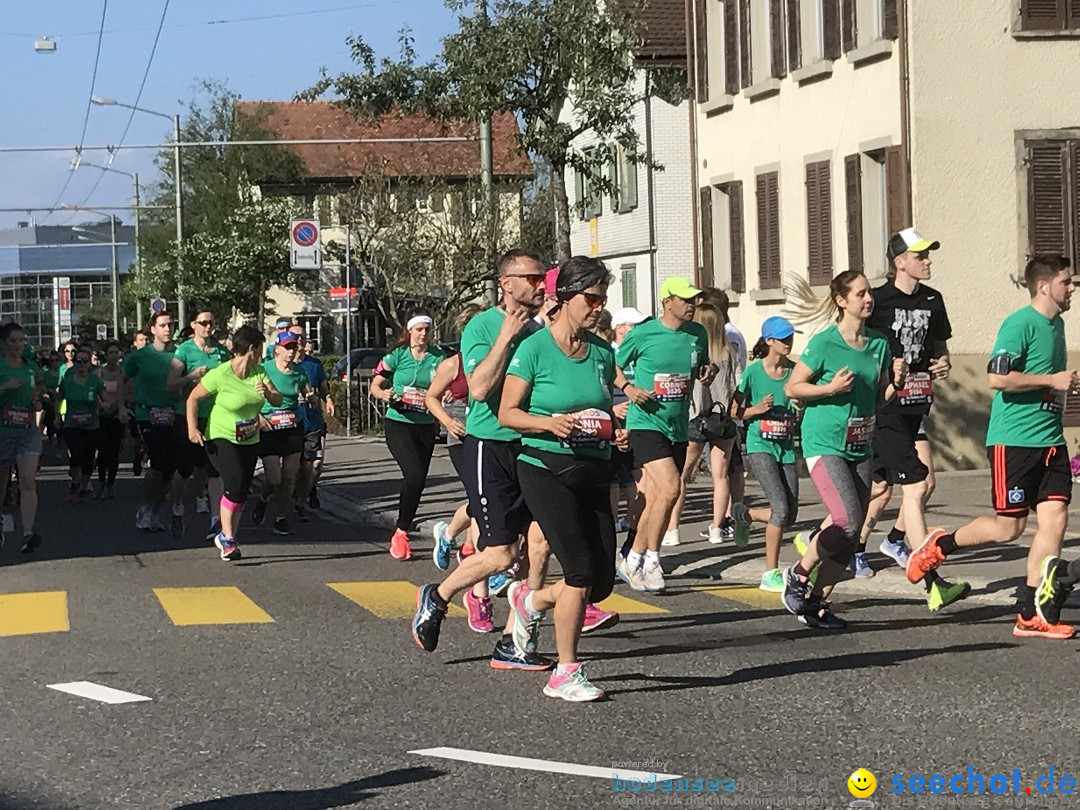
[579,292,608,309]
[506,273,546,287]
[195,319,213,327]
[75,357,90,363]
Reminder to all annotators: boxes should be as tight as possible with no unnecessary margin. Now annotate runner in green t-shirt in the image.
[907,254,1080,640]
[167,308,232,541]
[186,324,281,562]
[613,276,716,594]
[122,312,182,534]
[370,310,447,561]
[0,322,45,552]
[782,271,903,631]
[58,347,105,502]
[499,255,626,702]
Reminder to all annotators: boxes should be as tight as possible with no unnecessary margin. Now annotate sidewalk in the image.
[316,435,1079,606]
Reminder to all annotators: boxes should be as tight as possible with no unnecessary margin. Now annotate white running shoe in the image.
[195,495,210,514]
[641,559,666,592]
[135,506,152,531]
[707,525,724,544]
[661,529,681,547]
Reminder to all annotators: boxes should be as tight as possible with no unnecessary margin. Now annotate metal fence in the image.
[326,375,389,435]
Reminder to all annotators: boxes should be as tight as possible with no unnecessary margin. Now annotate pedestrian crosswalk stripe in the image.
[0,591,69,636]
[699,584,780,609]
[153,587,275,626]
[593,593,668,614]
[328,581,467,619]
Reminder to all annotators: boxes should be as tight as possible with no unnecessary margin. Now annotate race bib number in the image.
[898,372,933,408]
[70,410,94,428]
[1,406,30,429]
[399,385,429,413]
[845,416,875,453]
[558,408,614,450]
[235,418,258,442]
[652,373,691,402]
[758,411,794,441]
[267,409,298,430]
[148,407,175,427]
[1041,389,1065,414]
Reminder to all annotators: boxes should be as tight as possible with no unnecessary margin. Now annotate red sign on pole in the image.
[328,287,358,300]
[58,288,70,310]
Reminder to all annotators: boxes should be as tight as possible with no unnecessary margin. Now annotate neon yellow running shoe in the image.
[791,532,819,586]
[927,579,971,612]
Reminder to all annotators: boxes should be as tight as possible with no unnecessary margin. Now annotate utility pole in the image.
[109,215,119,339]
[133,172,143,329]
[173,114,186,326]
[478,0,497,305]
[345,226,353,438]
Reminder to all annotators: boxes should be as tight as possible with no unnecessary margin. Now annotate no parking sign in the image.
[290,219,321,270]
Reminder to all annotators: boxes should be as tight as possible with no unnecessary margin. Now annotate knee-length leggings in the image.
[806,454,872,562]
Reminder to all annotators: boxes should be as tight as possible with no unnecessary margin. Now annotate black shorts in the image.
[461,435,531,550]
[988,444,1071,516]
[302,428,325,462]
[872,412,930,486]
[611,448,635,488]
[629,430,687,472]
[177,418,218,478]
[136,420,181,479]
[258,426,304,458]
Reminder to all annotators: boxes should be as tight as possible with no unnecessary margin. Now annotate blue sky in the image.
[0,0,459,228]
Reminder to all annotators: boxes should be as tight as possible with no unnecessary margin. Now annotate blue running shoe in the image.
[431,521,454,571]
[411,584,447,652]
[488,569,514,597]
[489,636,554,671]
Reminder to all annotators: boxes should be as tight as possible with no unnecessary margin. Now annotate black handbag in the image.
[692,411,738,443]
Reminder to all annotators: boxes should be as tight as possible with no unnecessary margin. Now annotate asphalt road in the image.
[2,450,1080,810]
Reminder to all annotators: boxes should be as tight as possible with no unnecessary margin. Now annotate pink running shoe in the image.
[389,528,413,561]
[463,590,495,633]
[581,603,619,635]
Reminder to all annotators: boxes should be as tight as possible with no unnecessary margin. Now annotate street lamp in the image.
[68,214,119,339]
[91,95,185,325]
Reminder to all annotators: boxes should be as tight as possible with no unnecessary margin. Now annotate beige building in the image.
[690,0,1080,468]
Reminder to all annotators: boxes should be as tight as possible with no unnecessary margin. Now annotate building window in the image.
[805,160,834,285]
[705,0,725,99]
[843,0,897,50]
[620,265,638,309]
[574,148,603,220]
[799,0,823,63]
[844,145,907,277]
[701,183,746,292]
[298,314,324,353]
[750,0,772,83]
[1020,0,1080,31]
[1026,139,1080,267]
[609,144,638,214]
[756,171,781,289]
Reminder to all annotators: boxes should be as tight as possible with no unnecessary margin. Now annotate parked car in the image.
[333,348,387,381]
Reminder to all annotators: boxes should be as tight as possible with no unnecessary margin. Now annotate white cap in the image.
[612,307,647,328]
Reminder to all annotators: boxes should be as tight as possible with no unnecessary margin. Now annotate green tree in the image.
[303,1,687,262]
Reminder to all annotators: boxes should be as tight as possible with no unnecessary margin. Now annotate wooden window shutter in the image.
[806,164,821,283]
[884,145,910,238]
[770,0,787,79]
[841,0,856,52]
[882,0,899,39]
[1021,0,1066,31]
[822,0,841,59]
[623,151,638,210]
[806,161,833,286]
[845,154,864,273]
[724,0,741,94]
[1027,140,1069,257]
[729,181,746,292]
[757,172,781,289]
[1064,390,1080,428]
[740,0,752,88]
[700,186,716,288]
[1071,0,1080,27]
[575,168,586,220]
[695,0,709,102]
[787,0,801,71]
[608,156,620,211]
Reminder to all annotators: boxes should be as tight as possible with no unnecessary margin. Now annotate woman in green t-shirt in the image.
[0,322,45,552]
[730,316,801,593]
[370,308,445,562]
[186,325,281,562]
[781,271,904,630]
[499,256,626,704]
[58,347,106,502]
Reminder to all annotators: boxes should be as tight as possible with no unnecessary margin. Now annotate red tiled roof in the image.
[635,0,687,64]
[234,101,534,181]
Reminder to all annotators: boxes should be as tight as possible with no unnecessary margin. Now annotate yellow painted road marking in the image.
[594,592,668,614]
[329,582,466,619]
[700,585,781,609]
[0,591,69,636]
[153,587,274,626]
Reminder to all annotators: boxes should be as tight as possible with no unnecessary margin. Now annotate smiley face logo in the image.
[848,769,877,798]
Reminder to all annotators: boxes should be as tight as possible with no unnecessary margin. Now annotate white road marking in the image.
[410,746,682,781]
[46,681,152,704]
[670,557,719,577]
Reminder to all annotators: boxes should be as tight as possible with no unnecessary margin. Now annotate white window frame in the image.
[861,151,888,277]
[800,0,824,64]
[751,0,772,83]
[856,0,884,47]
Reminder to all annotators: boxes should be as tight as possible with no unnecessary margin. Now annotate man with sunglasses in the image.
[412,248,555,671]
[169,308,230,541]
[123,312,182,533]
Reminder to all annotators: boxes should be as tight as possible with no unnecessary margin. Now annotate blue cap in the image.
[761,316,798,340]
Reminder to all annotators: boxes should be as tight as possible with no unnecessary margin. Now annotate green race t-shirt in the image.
[43,368,60,391]
[122,344,179,423]
[60,373,104,430]
[985,305,1067,448]
[0,357,39,435]
[507,330,616,467]
[381,344,446,426]
[798,325,891,460]
[615,318,709,443]
[737,360,796,464]
[200,361,272,446]
[173,339,230,419]
[260,360,310,431]
[462,307,540,441]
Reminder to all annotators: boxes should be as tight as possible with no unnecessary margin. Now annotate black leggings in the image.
[517,457,617,602]
[64,427,97,477]
[384,419,437,532]
[205,439,259,505]
[96,416,125,485]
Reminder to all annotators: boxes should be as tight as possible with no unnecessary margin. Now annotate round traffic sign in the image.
[292,221,318,248]
[150,298,167,314]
